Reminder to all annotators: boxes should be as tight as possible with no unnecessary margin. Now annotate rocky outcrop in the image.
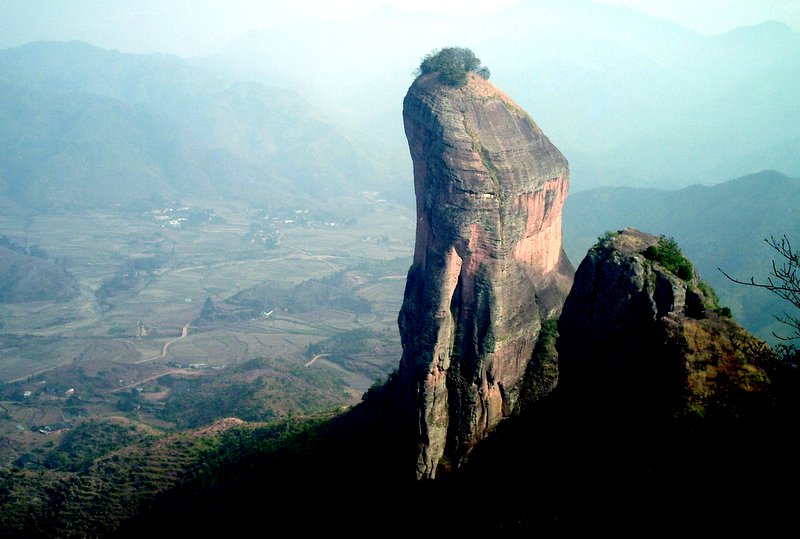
[397,72,573,479]
[558,228,772,417]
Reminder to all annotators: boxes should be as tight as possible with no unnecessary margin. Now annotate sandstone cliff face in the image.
[558,228,771,416]
[397,72,573,479]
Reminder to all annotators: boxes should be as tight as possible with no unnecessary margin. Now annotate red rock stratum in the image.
[397,72,573,479]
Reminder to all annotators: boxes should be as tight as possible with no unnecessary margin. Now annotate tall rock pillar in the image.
[397,72,573,479]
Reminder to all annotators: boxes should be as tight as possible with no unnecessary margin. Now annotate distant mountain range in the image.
[2,3,797,210]
[563,170,800,340]
[0,41,401,210]
[209,2,800,192]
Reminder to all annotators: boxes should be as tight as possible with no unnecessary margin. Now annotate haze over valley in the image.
[0,1,798,533]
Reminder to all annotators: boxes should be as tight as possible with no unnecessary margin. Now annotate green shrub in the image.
[417,47,490,87]
[643,236,694,281]
[598,230,620,244]
[716,306,733,318]
[43,419,153,471]
[698,281,719,305]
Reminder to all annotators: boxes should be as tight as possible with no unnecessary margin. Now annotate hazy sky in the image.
[593,0,800,34]
[0,0,797,56]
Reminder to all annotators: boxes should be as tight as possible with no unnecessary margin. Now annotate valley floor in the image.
[0,195,414,465]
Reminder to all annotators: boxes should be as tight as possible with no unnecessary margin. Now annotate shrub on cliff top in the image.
[417,47,490,87]
[643,236,694,281]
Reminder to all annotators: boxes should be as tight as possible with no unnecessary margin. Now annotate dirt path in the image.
[7,366,61,384]
[5,321,190,383]
[111,369,185,393]
[284,245,339,271]
[135,322,190,364]
[305,353,330,367]
[169,255,289,274]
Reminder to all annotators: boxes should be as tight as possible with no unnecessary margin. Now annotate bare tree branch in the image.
[719,235,800,340]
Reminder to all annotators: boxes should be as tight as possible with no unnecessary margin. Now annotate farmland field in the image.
[0,195,414,464]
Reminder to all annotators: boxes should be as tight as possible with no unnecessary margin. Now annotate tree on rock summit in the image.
[416,47,490,87]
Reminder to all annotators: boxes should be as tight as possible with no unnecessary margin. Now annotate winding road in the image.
[304,353,330,367]
[135,322,190,364]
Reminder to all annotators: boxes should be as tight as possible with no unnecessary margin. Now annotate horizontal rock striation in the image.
[397,72,573,479]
